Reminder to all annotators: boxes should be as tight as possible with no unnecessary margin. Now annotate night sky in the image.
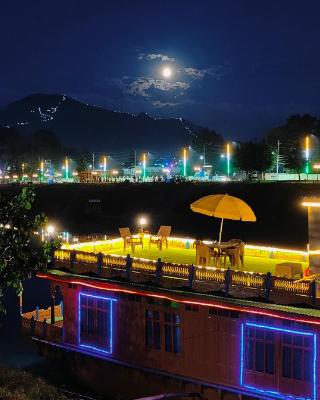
[1,0,320,140]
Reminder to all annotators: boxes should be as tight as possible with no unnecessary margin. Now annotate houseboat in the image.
[21,201,320,400]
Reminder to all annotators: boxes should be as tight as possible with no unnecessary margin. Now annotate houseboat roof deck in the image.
[64,235,309,276]
[50,235,318,309]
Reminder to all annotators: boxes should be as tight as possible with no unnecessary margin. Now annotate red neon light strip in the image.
[37,272,320,327]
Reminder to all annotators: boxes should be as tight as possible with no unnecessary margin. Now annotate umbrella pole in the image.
[218,218,224,244]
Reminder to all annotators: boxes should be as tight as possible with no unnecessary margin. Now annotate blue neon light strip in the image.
[240,323,244,386]
[78,293,117,355]
[240,322,317,400]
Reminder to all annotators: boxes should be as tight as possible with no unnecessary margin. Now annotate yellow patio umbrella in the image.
[190,194,256,243]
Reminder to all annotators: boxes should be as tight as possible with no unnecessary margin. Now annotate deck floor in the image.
[78,241,308,275]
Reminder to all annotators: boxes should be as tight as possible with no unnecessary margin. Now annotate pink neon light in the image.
[37,273,320,326]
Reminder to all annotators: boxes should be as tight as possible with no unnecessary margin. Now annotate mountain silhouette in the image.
[0,94,200,151]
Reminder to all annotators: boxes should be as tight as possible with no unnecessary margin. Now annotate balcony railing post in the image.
[43,319,47,338]
[188,264,195,289]
[49,247,55,269]
[310,280,317,305]
[265,272,272,300]
[30,315,35,335]
[50,288,55,325]
[70,250,76,270]
[126,254,132,281]
[155,258,163,285]
[225,268,231,296]
[35,306,39,320]
[97,252,103,276]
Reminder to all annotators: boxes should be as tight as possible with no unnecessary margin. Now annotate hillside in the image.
[0,94,200,151]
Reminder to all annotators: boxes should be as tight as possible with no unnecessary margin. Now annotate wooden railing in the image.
[21,305,63,343]
[52,249,317,303]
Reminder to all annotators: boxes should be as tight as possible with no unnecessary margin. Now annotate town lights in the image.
[47,225,55,235]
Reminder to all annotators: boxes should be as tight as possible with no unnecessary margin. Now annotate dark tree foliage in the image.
[267,114,320,143]
[266,114,320,171]
[29,129,63,160]
[191,128,223,165]
[0,127,23,171]
[76,153,91,172]
[0,187,52,311]
[234,141,272,178]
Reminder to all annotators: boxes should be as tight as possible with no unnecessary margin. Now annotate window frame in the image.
[240,322,317,400]
[78,292,116,354]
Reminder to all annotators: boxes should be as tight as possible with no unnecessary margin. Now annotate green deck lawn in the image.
[85,242,308,275]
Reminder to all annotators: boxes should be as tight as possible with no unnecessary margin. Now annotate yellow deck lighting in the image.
[302,202,320,207]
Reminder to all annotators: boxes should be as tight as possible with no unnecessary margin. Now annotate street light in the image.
[142,153,147,180]
[47,225,55,235]
[40,160,44,183]
[183,148,187,177]
[305,135,310,174]
[103,155,107,181]
[226,143,231,178]
[138,216,147,233]
[65,157,69,179]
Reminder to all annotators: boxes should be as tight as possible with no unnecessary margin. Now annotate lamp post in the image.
[139,217,147,233]
[65,157,69,180]
[40,160,44,183]
[143,153,147,180]
[226,143,231,178]
[276,139,280,174]
[103,156,107,181]
[183,148,187,177]
[305,135,310,175]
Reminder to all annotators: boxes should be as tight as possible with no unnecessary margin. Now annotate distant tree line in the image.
[1,113,320,178]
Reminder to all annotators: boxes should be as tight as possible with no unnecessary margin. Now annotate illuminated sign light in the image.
[78,293,117,354]
[240,322,317,400]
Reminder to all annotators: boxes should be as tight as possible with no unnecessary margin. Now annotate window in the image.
[282,332,312,381]
[145,310,181,354]
[145,310,161,350]
[186,304,199,312]
[208,307,239,319]
[79,293,116,354]
[245,325,275,374]
[241,322,317,400]
[164,313,180,353]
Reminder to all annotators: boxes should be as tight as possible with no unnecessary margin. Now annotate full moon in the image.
[162,67,172,79]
